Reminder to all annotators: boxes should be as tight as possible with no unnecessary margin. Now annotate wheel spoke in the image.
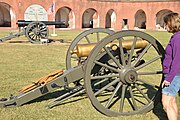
[132,43,152,67]
[134,84,151,103]
[137,78,159,89]
[70,55,80,61]
[119,40,126,66]
[127,37,137,65]
[137,71,162,75]
[94,60,119,73]
[30,34,36,40]
[40,31,47,34]
[29,33,35,38]
[40,28,47,32]
[93,78,110,86]
[35,35,37,41]
[129,85,138,110]
[37,35,40,40]
[38,35,41,40]
[94,79,119,96]
[105,82,122,108]
[97,32,100,42]
[28,29,33,32]
[31,26,35,30]
[103,46,123,69]
[85,35,91,43]
[134,55,162,71]
[91,74,119,80]
[120,84,127,112]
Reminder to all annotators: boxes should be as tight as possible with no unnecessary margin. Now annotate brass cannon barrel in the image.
[71,39,148,57]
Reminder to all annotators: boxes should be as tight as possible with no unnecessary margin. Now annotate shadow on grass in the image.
[25,89,87,108]
[153,102,168,120]
[21,80,169,119]
[8,40,29,43]
[146,82,168,120]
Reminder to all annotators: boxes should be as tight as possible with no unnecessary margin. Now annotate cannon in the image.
[0,20,65,44]
[0,28,164,117]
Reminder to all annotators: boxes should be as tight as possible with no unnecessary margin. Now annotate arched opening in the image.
[134,9,146,30]
[82,8,98,28]
[24,4,48,21]
[0,2,11,27]
[156,9,172,30]
[56,7,74,28]
[105,9,116,29]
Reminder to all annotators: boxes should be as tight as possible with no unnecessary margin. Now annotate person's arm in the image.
[162,41,172,77]
[165,34,180,82]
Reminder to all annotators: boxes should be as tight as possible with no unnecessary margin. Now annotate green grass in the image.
[0,29,179,120]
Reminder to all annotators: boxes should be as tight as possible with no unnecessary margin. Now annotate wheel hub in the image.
[34,28,40,35]
[119,67,137,84]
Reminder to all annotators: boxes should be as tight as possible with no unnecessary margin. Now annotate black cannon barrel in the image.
[17,20,65,27]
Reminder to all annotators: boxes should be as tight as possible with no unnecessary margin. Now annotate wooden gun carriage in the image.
[0,28,164,117]
[0,20,65,43]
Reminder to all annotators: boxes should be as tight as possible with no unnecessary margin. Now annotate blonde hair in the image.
[164,12,180,33]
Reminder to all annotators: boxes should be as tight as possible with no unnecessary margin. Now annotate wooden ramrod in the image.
[71,39,149,57]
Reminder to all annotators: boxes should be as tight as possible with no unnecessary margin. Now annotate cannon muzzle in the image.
[71,39,148,57]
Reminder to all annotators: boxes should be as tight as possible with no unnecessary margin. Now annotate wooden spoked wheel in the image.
[26,21,49,44]
[66,28,115,70]
[84,30,165,116]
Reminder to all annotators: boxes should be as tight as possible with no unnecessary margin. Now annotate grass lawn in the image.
[0,29,179,120]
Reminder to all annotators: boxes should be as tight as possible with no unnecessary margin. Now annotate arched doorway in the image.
[55,7,75,29]
[0,2,11,27]
[82,8,99,28]
[134,9,146,29]
[105,9,116,29]
[24,4,48,21]
[156,9,172,30]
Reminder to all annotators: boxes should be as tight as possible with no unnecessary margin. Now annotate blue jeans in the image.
[162,75,180,97]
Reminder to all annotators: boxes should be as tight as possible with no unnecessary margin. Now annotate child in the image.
[162,12,180,120]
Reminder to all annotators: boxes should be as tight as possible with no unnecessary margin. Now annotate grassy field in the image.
[0,29,179,120]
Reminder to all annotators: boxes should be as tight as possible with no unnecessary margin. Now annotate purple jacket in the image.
[163,31,180,82]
